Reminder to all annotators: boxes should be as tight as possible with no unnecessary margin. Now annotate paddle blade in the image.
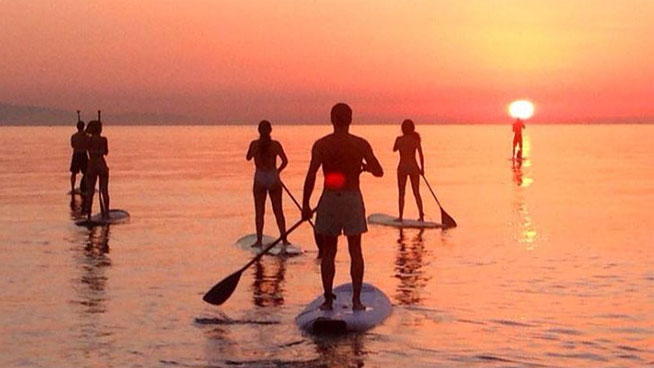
[441,208,457,228]
[202,270,243,305]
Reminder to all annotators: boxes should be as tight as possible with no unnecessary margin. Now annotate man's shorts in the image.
[69,152,88,173]
[315,190,367,237]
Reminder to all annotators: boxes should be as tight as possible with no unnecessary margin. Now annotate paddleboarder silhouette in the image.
[512,118,526,159]
[246,120,290,249]
[302,103,383,311]
[69,111,88,194]
[84,113,110,219]
[393,119,425,222]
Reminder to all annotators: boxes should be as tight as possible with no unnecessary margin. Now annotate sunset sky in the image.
[1,1,653,123]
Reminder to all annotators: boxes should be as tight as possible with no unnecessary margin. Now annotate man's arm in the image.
[246,141,256,160]
[362,141,383,177]
[302,143,321,219]
[392,137,399,152]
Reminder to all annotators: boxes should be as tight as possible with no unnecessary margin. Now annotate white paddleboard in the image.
[75,209,130,227]
[235,234,303,256]
[296,283,392,334]
[367,213,442,229]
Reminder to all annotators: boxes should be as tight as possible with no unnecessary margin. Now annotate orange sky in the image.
[1,1,653,123]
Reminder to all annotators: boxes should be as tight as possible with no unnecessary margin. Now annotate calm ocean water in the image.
[0,124,652,367]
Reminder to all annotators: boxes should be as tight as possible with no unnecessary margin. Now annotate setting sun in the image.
[508,100,535,120]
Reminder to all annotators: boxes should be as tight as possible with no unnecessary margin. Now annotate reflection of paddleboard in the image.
[75,209,130,227]
[367,213,442,229]
[235,234,302,256]
[296,283,392,334]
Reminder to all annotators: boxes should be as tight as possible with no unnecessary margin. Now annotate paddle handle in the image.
[239,208,316,273]
[77,110,81,121]
[97,110,101,122]
[421,174,442,208]
[280,181,315,228]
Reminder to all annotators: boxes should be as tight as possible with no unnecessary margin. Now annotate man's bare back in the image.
[313,133,377,191]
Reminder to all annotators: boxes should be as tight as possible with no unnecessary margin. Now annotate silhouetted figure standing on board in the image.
[393,119,424,222]
[70,113,88,194]
[246,120,290,248]
[302,103,383,311]
[84,119,110,219]
[513,118,525,159]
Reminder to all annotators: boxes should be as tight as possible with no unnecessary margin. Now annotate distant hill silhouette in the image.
[1,101,651,125]
[0,102,196,125]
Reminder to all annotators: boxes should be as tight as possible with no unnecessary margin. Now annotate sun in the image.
[508,100,534,119]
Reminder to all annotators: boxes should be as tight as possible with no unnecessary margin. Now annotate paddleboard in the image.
[367,213,442,229]
[296,283,392,334]
[235,234,303,256]
[75,209,130,227]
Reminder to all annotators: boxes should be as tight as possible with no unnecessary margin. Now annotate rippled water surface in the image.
[0,124,652,367]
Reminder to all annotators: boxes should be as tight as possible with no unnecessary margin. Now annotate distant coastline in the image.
[1,101,651,126]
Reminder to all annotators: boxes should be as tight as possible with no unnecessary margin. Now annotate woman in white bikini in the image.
[393,119,425,222]
[246,120,290,248]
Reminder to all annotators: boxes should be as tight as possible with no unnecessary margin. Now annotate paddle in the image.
[77,110,81,122]
[96,110,107,217]
[280,181,324,257]
[421,175,457,228]
[203,209,316,306]
[281,181,314,228]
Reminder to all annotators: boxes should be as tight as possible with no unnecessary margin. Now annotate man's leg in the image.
[71,172,76,192]
[320,235,338,310]
[347,234,365,310]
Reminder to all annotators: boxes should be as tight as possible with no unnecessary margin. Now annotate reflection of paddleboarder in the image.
[512,118,525,159]
[302,103,383,311]
[393,119,424,222]
[246,120,290,248]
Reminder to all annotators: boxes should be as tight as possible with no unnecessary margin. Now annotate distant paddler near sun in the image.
[508,100,534,159]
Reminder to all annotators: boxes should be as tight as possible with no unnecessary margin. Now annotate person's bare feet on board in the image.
[352,300,366,311]
[320,292,335,311]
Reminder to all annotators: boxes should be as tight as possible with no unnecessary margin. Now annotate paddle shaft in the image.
[99,187,106,214]
[238,209,316,273]
[77,110,81,121]
[280,181,315,228]
[421,174,443,207]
